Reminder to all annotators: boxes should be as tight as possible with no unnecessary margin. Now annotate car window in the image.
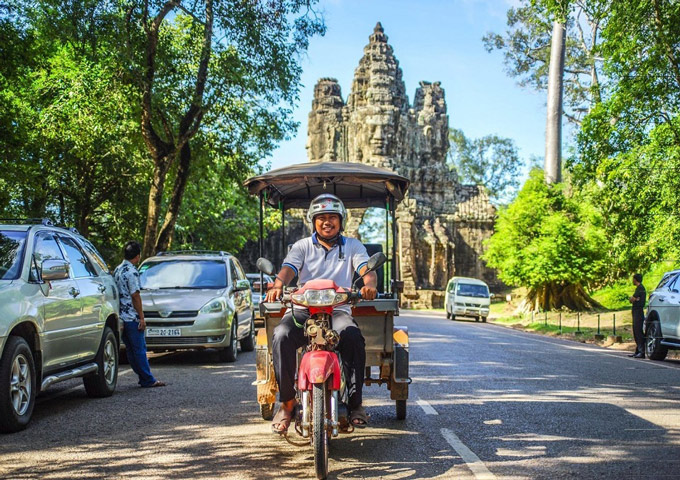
[79,238,110,273]
[229,260,241,286]
[657,273,678,290]
[234,260,246,281]
[456,283,489,298]
[0,230,27,280]
[139,260,227,289]
[58,235,97,278]
[33,232,67,279]
[666,275,680,293]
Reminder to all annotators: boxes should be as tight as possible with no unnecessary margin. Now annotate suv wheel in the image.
[84,327,119,397]
[218,320,238,363]
[0,336,36,433]
[240,318,256,352]
[646,321,668,361]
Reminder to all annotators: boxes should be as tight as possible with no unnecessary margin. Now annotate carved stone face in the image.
[362,109,397,159]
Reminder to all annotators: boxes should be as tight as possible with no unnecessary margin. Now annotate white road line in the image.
[441,428,497,480]
[416,396,438,415]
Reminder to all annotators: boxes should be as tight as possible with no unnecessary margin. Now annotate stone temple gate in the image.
[304,23,498,307]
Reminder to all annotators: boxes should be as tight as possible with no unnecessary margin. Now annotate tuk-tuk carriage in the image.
[244,161,412,421]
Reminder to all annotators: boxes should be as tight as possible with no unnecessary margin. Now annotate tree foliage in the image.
[483,0,608,124]
[572,0,680,274]
[483,169,607,311]
[447,128,522,204]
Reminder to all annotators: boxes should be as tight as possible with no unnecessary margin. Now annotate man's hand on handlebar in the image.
[265,286,283,303]
[360,286,377,301]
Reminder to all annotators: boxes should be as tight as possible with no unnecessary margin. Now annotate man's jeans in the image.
[122,321,157,387]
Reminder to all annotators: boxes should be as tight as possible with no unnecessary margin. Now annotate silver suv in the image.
[138,251,255,362]
[645,270,680,360]
[0,219,119,433]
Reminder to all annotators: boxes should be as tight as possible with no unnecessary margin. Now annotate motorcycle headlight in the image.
[292,289,348,306]
[200,298,226,314]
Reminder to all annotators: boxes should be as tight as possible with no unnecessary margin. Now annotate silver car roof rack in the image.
[156,250,232,257]
[0,218,54,226]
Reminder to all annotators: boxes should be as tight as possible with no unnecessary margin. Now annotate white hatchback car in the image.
[645,269,680,361]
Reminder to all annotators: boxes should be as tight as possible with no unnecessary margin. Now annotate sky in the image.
[266,0,547,178]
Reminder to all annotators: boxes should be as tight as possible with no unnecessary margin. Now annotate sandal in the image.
[350,405,368,428]
[271,406,296,434]
[143,380,166,388]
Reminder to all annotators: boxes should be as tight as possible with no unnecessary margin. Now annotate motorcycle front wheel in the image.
[313,383,329,479]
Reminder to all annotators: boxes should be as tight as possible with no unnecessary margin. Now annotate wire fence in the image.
[516,310,633,337]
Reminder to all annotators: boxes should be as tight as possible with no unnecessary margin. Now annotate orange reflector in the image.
[256,328,268,346]
[393,329,408,346]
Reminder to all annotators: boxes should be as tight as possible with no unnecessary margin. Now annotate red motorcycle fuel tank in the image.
[298,351,341,391]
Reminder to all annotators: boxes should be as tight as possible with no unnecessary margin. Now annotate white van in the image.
[444,277,491,322]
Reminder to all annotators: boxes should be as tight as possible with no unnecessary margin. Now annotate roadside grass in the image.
[590,260,677,310]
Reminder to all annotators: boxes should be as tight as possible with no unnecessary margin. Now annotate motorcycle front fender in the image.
[298,350,341,391]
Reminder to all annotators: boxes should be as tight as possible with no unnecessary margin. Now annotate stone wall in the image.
[305,23,499,306]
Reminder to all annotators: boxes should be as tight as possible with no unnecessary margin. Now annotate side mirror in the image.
[42,259,69,281]
[234,279,251,292]
[490,293,495,299]
[366,252,387,272]
[256,257,275,276]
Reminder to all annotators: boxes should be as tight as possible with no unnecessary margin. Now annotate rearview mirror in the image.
[234,279,251,292]
[41,259,69,281]
[366,252,387,272]
[256,257,275,276]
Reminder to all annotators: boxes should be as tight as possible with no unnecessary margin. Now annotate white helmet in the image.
[306,193,347,230]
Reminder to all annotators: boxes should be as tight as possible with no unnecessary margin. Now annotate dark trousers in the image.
[272,309,366,410]
[632,307,645,355]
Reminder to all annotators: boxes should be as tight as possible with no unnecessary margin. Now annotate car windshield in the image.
[456,283,489,298]
[0,230,27,280]
[139,260,227,289]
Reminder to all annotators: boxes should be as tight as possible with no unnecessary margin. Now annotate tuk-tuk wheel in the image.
[396,400,406,420]
[260,403,274,421]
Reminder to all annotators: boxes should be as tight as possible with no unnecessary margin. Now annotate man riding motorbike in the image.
[265,193,378,434]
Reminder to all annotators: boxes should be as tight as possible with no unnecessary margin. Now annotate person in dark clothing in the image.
[628,273,646,359]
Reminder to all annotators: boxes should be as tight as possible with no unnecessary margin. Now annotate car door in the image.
[33,231,83,370]
[661,275,680,338]
[57,234,103,360]
[649,273,678,337]
[229,259,251,337]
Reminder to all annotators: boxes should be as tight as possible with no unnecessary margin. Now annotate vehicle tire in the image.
[260,402,274,420]
[240,318,256,353]
[646,321,668,361]
[84,327,118,397]
[450,314,456,321]
[217,319,238,363]
[482,317,487,323]
[0,336,36,433]
[396,399,407,420]
[313,383,329,480]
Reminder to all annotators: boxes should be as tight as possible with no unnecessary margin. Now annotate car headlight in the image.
[291,289,348,307]
[200,298,226,314]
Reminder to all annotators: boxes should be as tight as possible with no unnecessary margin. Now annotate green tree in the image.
[483,0,608,125]
[119,0,325,257]
[483,169,607,311]
[447,128,522,204]
[573,0,680,274]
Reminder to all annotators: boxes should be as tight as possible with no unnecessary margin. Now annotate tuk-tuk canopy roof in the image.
[244,162,410,209]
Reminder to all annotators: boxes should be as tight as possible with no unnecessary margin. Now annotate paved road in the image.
[2,311,680,479]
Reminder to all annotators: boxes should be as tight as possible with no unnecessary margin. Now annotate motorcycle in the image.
[257,252,387,480]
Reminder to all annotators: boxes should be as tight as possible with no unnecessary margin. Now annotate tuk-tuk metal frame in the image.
[245,162,411,420]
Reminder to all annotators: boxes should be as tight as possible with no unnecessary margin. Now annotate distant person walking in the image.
[628,273,646,359]
[114,241,166,387]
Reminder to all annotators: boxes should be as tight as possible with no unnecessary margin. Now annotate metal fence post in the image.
[597,314,601,335]
[545,311,548,327]
[575,312,582,335]
[559,312,562,333]
[613,313,616,336]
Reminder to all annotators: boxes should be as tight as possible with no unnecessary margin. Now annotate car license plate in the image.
[146,328,181,337]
